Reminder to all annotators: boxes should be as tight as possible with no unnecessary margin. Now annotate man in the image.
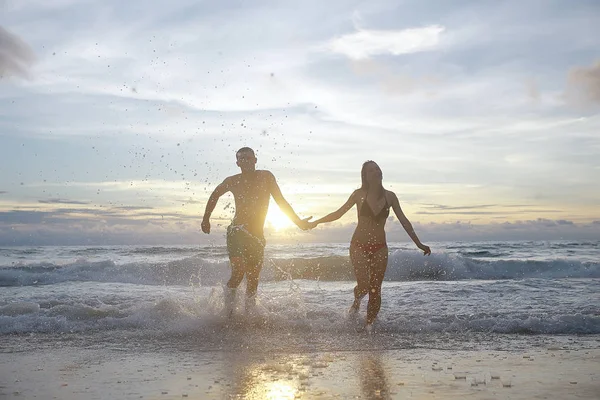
[201,147,311,315]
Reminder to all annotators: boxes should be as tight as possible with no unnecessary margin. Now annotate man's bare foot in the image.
[223,287,236,318]
[245,295,257,314]
[349,295,365,314]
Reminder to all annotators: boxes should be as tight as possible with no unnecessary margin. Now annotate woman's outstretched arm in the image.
[311,190,358,226]
[390,192,431,255]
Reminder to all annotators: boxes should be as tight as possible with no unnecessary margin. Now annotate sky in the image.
[1,0,599,245]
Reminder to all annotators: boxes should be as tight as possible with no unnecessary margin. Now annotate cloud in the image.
[112,205,155,211]
[302,218,600,244]
[327,25,444,60]
[0,26,35,79]
[0,210,50,224]
[556,219,574,225]
[350,59,441,96]
[525,78,540,102]
[422,204,497,211]
[417,211,501,215]
[38,198,90,205]
[174,198,204,205]
[0,207,598,244]
[405,218,600,242]
[0,191,7,194]
[566,60,600,105]
[415,204,563,216]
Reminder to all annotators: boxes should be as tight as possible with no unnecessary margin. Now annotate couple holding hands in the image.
[201,147,430,329]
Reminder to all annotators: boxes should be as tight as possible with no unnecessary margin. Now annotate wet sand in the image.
[1,346,598,399]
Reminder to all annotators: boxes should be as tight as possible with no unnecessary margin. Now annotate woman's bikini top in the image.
[358,196,390,222]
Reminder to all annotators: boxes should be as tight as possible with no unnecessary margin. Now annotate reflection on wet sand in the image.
[358,353,391,399]
[221,350,392,399]
[225,353,306,399]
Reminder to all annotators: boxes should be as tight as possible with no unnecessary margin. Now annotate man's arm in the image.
[201,178,231,234]
[268,171,311,230]
[390,192,431,255]
[313,191,357,225]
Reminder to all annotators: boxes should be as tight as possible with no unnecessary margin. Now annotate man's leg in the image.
[227,256,245,289]
[244,239,265,311]
[223,257,244,316]
[245,258,263,298]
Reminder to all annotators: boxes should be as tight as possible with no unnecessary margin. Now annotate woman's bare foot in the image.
[349,294,365,313]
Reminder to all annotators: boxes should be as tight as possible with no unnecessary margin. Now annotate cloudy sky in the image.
[1,0,599,245]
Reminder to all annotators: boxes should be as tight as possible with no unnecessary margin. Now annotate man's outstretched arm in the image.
[201,178,231,234]
[268,172,311,230]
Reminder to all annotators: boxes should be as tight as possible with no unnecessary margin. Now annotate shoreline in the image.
[1,340,598,399]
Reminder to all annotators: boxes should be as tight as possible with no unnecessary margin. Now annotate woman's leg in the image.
[349,243,371,312]
[366,247,388,325]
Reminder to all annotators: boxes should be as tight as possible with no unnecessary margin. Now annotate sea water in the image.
[1,240,598,353]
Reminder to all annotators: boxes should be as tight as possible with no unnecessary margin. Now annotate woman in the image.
[310,161,431,328]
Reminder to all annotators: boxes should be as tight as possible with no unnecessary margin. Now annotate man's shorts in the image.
[226,225,266,261]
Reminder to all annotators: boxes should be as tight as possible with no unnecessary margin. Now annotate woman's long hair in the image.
[360,160,385,199]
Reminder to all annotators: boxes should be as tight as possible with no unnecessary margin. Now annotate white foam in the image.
[1,285,598,335]
[386,250,600,281]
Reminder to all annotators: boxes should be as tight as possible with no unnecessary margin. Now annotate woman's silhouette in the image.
[310,161,430,328]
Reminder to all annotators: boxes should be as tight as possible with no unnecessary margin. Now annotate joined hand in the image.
[298,217,316,231]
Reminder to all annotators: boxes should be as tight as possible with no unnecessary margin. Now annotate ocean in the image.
[1,240,599,354]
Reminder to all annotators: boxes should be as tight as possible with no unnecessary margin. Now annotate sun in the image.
[266,206,293,231]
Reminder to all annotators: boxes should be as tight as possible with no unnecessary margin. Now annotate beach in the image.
[4,0,600,396]
[2,340,599,399]
[1,241,599,399]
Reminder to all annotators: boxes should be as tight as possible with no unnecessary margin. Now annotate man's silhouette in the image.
[201,147,311,314]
